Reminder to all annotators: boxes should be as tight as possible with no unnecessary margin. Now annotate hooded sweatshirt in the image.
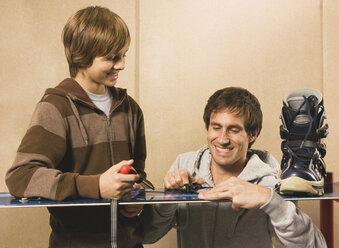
[6,78,146,248]
[142,145,326,248]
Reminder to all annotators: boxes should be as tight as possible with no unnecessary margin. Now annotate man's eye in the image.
[230,128,240,133]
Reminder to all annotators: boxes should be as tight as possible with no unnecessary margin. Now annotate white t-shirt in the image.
[85,88,113,117]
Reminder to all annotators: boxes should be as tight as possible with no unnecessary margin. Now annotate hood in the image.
[192,145,279,186]
[44,78,127,108]
[238,149,280,183]
[42,78,129,146]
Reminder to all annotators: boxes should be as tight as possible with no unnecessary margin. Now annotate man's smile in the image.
[215,145,233,154]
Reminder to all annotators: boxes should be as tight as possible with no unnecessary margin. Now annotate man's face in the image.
[207,109,253,171]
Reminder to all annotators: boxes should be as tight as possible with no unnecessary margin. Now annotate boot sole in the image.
[279,177,324,196]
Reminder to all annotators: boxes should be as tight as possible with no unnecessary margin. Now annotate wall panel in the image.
[0,0,337,247]
[139,1,325,247]
[0,1,136,247]
[323,0,339,246]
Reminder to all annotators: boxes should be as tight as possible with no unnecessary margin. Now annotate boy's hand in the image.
[120,204,144,218]
[164,169,205,189]
[198,177,271,211]
[120,183,144,217]
[99,160,140,200]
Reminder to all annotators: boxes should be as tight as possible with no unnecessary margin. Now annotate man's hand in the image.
[198,177,271,211]
[99,160,140,200]
[164,169,205,189]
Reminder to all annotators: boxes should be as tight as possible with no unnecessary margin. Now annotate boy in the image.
[6,6,146,248]
[142,87,326,247]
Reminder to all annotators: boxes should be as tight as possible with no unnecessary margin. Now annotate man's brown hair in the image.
[203,87,263,147]
[62,6,130,77]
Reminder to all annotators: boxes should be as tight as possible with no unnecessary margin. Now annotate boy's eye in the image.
[107,54,126,62]
[106,55,118,61]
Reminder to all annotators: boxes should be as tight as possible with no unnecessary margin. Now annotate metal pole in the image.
[111,199,118,248]
[320,172,334,248]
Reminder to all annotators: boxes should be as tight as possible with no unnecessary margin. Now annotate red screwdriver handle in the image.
[120,164,132,174]
[120,164,155,190]
[120,164,142,183]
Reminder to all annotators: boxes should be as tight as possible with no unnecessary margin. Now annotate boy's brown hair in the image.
[62,6,130,77]
[203,87,263,147]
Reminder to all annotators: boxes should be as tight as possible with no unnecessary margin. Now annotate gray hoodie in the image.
[142,145,326,248]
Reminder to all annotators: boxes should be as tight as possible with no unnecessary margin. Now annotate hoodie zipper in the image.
[106,93,127,166]
[106,117,115,165]
[68,92,127,166]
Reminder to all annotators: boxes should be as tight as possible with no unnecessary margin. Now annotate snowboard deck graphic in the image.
[1,182,338,208]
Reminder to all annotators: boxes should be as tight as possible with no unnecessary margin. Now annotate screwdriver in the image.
[120,164,154,190]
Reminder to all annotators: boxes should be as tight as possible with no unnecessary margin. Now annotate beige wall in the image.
[0,0,338,247]
[323,1,339,247]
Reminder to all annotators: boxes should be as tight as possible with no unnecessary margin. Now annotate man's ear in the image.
[249,129,259,142]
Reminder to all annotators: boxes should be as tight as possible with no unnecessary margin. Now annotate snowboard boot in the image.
[279,89,328,196]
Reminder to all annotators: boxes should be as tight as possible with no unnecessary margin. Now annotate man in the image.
[141,87,326,248]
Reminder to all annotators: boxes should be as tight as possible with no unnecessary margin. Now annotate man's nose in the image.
[218,131,230,144]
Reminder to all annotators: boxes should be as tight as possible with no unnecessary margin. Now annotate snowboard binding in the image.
[279,89,328,196]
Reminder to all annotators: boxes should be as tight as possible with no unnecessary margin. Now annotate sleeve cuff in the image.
[260,187,274,209]
[75,174,101,199]
[260,190,295,223]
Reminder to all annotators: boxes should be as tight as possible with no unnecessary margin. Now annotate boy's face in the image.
[207,109,254,172]
[75,44,129,94]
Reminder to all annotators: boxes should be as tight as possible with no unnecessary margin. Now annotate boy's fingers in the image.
[120,174,140,182]
[111,159,134,173]
[120,209,139,218]
[133,183,144,190]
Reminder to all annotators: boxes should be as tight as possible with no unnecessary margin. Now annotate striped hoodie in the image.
[6,78,146,247]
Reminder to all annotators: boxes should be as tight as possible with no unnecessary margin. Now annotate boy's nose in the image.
[114,59,125,70]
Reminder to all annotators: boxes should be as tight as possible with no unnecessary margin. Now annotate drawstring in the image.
[65,91,133,150]
[66,95,89,145]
